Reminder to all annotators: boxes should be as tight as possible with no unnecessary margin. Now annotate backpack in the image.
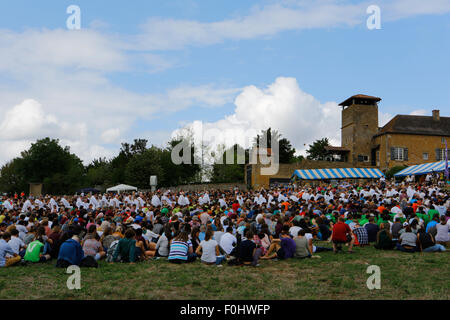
[106,240,119,262]
[80,255,98,268]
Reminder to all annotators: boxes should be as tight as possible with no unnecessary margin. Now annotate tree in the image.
[306,138,331,160]
[109,139,148,184]
[0,138,85,195]
[159,138,201,187]
[85,158,112,187]
[211,144,247,183]
[124,147,164,189]
[253,128,297,163]
[385,165,408,179]
[0,158,28,194]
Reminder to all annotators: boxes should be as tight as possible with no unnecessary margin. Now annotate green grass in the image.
[1,243,449,300]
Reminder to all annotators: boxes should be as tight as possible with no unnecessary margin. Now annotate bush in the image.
[385,165,408,179]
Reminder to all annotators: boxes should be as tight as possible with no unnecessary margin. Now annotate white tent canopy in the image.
[106,184,138,193]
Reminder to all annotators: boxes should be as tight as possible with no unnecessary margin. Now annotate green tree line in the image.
[0,128,324,195]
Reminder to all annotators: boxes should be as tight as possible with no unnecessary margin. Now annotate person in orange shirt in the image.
[377,205,386,214]
[281,201,290,211]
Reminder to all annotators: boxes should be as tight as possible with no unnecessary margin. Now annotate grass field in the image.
[1,242,449,300]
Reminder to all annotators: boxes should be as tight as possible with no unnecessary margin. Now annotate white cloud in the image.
[379,112,394,127]
[136,0,450,50]
[0,99,101,164]
[409,109,428,116]
[173,77,342,158]
[101,129,121,144]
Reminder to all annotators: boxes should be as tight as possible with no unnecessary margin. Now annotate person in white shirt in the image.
[289,225,302,237]
[219,227,237,256]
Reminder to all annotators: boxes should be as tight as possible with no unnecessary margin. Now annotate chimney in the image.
[432,110,440,121]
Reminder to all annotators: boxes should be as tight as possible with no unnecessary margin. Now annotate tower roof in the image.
[339,94,381,107]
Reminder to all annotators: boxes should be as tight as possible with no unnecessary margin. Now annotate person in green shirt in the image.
[24,238,50,263]
[359,215,369,227]
[112,228,136,263]
[427,208,439,220]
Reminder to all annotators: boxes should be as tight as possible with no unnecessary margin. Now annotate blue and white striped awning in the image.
[291,168,384,180]
[394,161,446,177]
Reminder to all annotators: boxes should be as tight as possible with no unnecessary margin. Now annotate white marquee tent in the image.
[106,184,138,193]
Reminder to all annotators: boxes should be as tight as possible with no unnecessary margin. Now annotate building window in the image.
[391,147,408,161]
[436,148,450,161]
[358,155,369,162]
[423,153,429,160]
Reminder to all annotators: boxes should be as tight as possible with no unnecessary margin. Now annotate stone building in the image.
[245,94,449,188]
[327,94,449,171]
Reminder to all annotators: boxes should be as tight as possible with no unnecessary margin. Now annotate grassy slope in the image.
[1,243,449,300]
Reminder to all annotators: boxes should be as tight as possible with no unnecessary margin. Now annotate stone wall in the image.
[342,103,379,166]
[374,133,449,171]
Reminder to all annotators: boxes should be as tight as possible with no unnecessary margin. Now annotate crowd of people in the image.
[1,177,449,269]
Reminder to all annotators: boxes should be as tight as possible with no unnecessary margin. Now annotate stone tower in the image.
[339,94,381,166]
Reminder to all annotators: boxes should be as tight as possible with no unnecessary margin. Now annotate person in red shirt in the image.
[232,200,240,212]
[331,217,354,253]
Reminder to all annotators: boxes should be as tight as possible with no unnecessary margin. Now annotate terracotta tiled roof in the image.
[375,114,450,137]
[339,94,381,106]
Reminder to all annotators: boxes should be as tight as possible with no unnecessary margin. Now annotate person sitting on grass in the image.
[82,225,106,261]
[112,228,137,264]
[352,222,369,247]
[434,215,449,247]
[364,216,379,243]
[56,232,84,268]
[331,217,354,254]
[100,227,117,253]
[8,228,27,258]
[374,223,395,250]
[304,229,332,254]
[396,225,418,253]
[391,218,403,242]
[155,225,172,258]
[0,232,21,267]
[195,229,225,265]
[168,231,196,264]
[237,229,262,266]
[24,236,51,263]
[293,229,312,259]
[416,226,446,252]
[260,226,296,260]
[135,228,156,260]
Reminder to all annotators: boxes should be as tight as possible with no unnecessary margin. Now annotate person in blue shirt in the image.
[56,234,84,267]
[0,232,21,267]
[425,215,439,233]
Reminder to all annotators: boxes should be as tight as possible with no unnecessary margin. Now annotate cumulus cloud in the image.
[0,99,96,164]
[172,77,342,158]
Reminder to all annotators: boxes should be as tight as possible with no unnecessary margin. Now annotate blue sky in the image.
[0,0,449,164]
